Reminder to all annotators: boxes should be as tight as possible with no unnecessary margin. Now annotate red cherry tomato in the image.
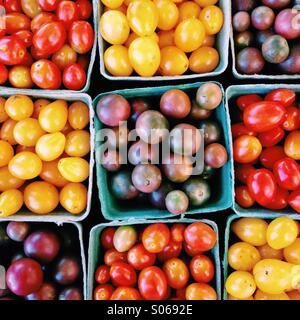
[259,146,286,170]
[38,0,60,11]
[190,255,215,283]
[163,258,189,289]
[288,189,300,213]
[95,265,110,284]
[13,30,33,47]
[235,186,255,208]
[170,224,185,242]
[264,187,289,210]
[110,287,142,300]
[265,88,296,107]
[231,123,257,139]
[56,1,80,29]
[157,240,182,262]
[273,157,300,191]
[233,135,262,164]
[94,284,114,300]
[236,94,262,111]
[142,223,170,253]
[31,59,61,89]
[31,13,57,33]
[62,63,86,90]
[4,0,22,13]
[76,0,92,19]
[247,169,277,207]
[110,262,137,287]
[33,22,66,56]
[243,101,286,133]
[0,64,8,84]
[4,13,31,34]
[282,106,300,131]
[258,127,285,147]
[104,248,127,266]
[184,222,216,252]
[100,227,116,250]
[127,243,156,270]
[138,266,168,300]
[0,36,27,65]
[68,20,94,54]
[183,242,203,257]
[235,164,256,185]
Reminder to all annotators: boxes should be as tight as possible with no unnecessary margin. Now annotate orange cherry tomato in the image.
[142,223,170,253]
[40,159,69,188]
[158,30,175,48]
[8,66,34,89]
[163,258,189,289]
[94,284,114,300]
[0,119,17,145]
[0,166,25,192]
[178,1,201,22]
[235,186,255,208]
[284,131,300,160]
[65,130,90,157]
[52,44,77,71]
[110,287,142,300]
[0,98,8,123]
[233,135,262,164]
[59,182,87,214]
[0,140,14,167]
[186,283,217,300]
[159,46,188,76]
[32,99,50,119]
[68,101,89,130]
[189,47,219,73]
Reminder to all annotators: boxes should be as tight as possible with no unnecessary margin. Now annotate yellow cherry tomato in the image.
[100,10,130,45]
[68,101,90,130]
[0,140,14,167]
[35,132,66,162]
[38,100,68,133]
[0,98,8,123]
[159,46,188,76]
[60,182,87,214]
[0,189,23,217]
[228,242,261,272]
[40,159,69,188]
[13,118,45,147]
[193,0,218,6]
[232,218,268,246]
[128,37,161,77]
[158,30,175,48]
[267,217,298,250]
[58,157,89,183]
[257,243,284,260]
[189,46,219,73]
[125,32,159,47]
[254,289,290,300]
[127,0,159,36]
[24,181,59,214]
[0,119,17,145]
[154,0,179,31]
[202,34,215,47]
[253,259,300,294]
[104,45,133,76]
[32,99,50,119]
[8,66,34,89]
[65,130,90,157]
[225,271,256,299]
[199,5,223,35]
[284,238,300,264]
[0,166,24,192]
[287,290,300,300]
[104,4,127,14]
[227,294,254,300]
[16,145,36,153]
[178,1,201,22]
[174,18,206,52]
[4,95,33,121]
[101,0,124,10]
[8,151,42,180]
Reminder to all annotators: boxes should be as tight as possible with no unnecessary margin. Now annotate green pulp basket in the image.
[87,218,222,300]
[226,84,300,217]
[93,82,233,221]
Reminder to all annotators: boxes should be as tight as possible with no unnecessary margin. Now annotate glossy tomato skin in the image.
[142,223,170,253]
[127,243,156,270]
[38,0,60,11]
[171,224,185,242]
[100,227,116,249]
[236,94,262,111]
[4,13,31,34]
[233,135,262,164]
[247,169,277,207]
[0,37,26,65]
[13,30,33,47]
[31,59,61,89]
[31,12,57,33]
[190,255,214,283]
[258,127,285,147]
[0,64,8,84]
[62,64,86,90]
[157,240,182,262]
[76,0,92,19]
[235,164,256,185]
[235,186,255,208]
[104,248,127,266]
[282,106,300,131]
[110,262,137,287]
[284,131,300,160]
[265,88,296,107]
[95,265,110,284]
[4,0,22,13]
[273,158,300,190]
[94,284,114,300]
[265,187,289,210]
[231,123,257,139]
[138,266,168,300]
[56,1,80,29]
[259,146,286,170]
[68,21,94,54]
[110,287,142,300]
[288,190,300,213]
[243,101,286,133]
[163,258,189,289]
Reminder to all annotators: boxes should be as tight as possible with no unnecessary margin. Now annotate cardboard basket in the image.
[87,218,222,300]
[226,84,300,217]
[93,81,233,221]
[95,0,230,81]
[0,89,95,223]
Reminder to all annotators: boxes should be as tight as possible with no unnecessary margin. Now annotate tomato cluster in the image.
[0,0,94,90]
[226,216,300,300]
[94,222,218,300]
[100,0,223,77]
[0,95,90,217]
[232,88,300,213]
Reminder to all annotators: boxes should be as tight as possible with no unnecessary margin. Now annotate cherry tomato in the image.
[138,266,168,300]
[190,255,214,283]
[236,94,262,111]
[184,222,216,252]
[154,0,179,31]
[38,0,60,11]
[13,118,45,146]
[127,243,156,270]
[62,64,86,90]
[170,224,185,242]
[31,46,50,60]
[243,101,286,133]
[40,159,69,188]
[36,132,66,161]
[0,64,8,85]
[95,265,110,284]
[231,123,257,139]
[60,182,87,214]
[94,284,114,300]
[110,287,141,300]
[4,0,22,13]
[4,13,31,33]
[142,223,170,253]
[225,271,256,299]
[68,101,89,130]
[157,240,182,262]
[31,59,61,89]
[199,5,223,35]
[52,44,77,71]
[68,21,94,54]
[58,157,89,182]
[283,238,300,264]
[0,189,23,217]
[0,166,24,192]
[288,189,300,213]
[56,1,79,29]
[21,0,42,18]
[101,227,116,250]
[0,119,17,145]
[0,140,14,167]
[258,127,285,147]
[282,106,300,131]
[31,12,57,33]
[235,186,255,208]
[259,146,286,170]
[76,0,92,19]
[235,164,255,185]
[13,30,33,47]
[247,169,277,207]
[284,131,300,160]
[163,258,189,289]
[186,283,217,300]
[183,242,203,257]
[104,248,127,266]
[257,243,283,260]
[273,158,300,190]
[33,98,50,119]
[110,262,137,287]
[233,135,262,164]
[265,88,296,107]
[0,36,27,65]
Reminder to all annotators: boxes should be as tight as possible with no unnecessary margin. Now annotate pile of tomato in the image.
[99,0,224,77]
[94,222,218,300]
[0,0,94,90]
[0,95,90,217]
[232,88,300,213]
[225,216,300,300]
